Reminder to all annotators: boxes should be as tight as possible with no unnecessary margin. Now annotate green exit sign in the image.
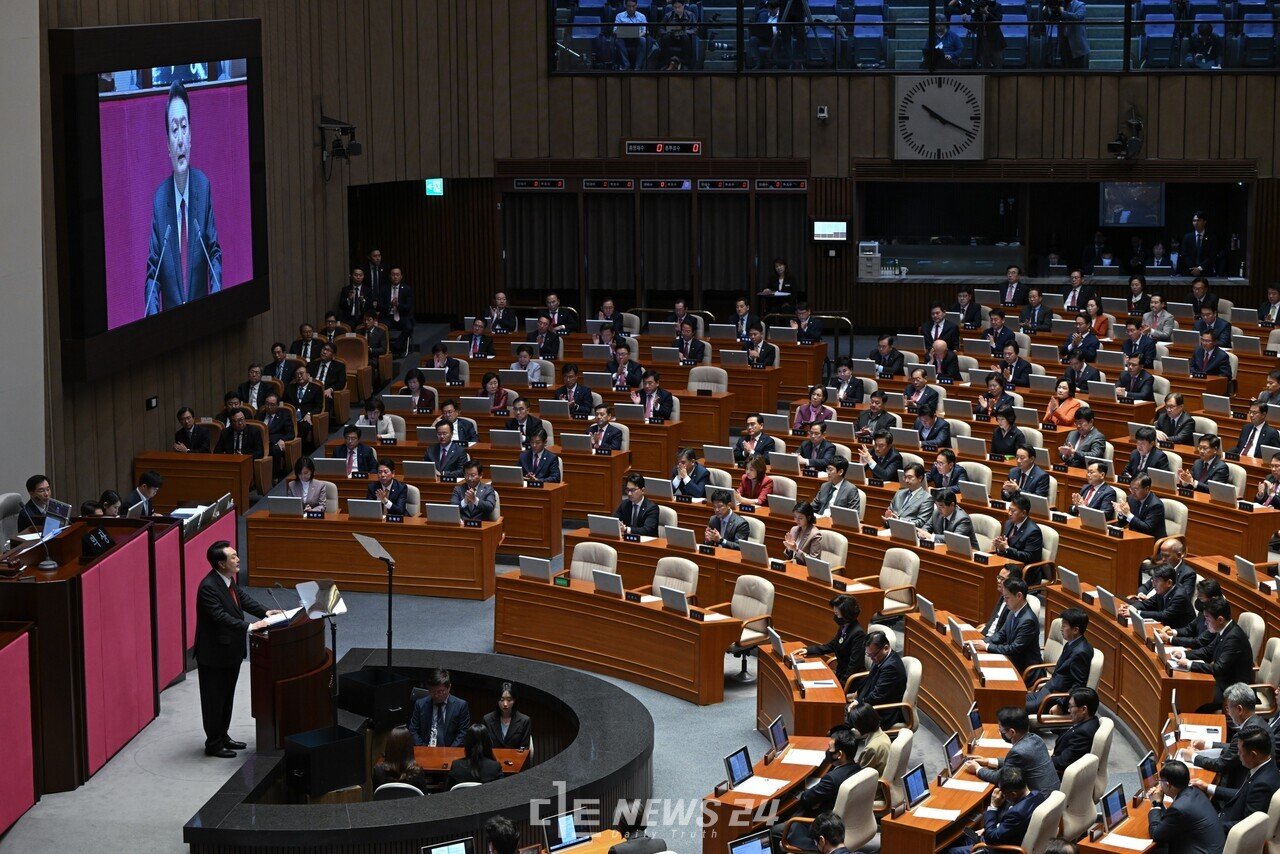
[424,178,444,196]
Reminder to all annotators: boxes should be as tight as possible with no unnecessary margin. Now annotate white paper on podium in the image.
[975,737,1008,748]
[702,612,730,621]
[262,607,302,628]
[732,776,788,796]
[975,653,1005,662]
[1098,833,1151,851]
[781,748,828,766]
[980,667,1022,682]
[942,777,988,792]
[639,595,661,604]
[802,679,839,689]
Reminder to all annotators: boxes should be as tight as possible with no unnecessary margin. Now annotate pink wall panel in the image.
[153,524,185,687]
[0,632,35,834]
[182,512,237,650]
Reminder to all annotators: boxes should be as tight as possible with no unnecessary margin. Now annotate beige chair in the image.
[658,504,679,530]
[1152,374,1171,399]
[1225,462,1248,498]
[779,767,880,854]
[688,366,728,393]
[614,422,631,451]
[974,791,1066,854]
[652,556,699,601]
[387,413,407,442]
[880,657,922,735]
[1059,754,1101,841]
[1225,812,1269,854]
[900,451,926,472]
[488,492,502,522]
[708,575,775,682]
[1029,648,1104,727]
[374,782,425,800]
[542,420,556,446]
[1253,637,1280,714]
[1091,717,1115,800]
[820,530,850,569]
[875,729,914,815]
[405,484,421,517]
[742,514,766,544]
[1192,415,1218,436]
[1046,475,1059,508]
[622,312,641,336]
[1264,786,1280,854]
[832,442,853,462]
[1160,499,1188,543]
[771,475,798,499]
[958,354,980,373]
[1163,450,1184,471]
[1025,526,1060,590]
[964,463,994,494]
[852,547,919,620]
[971,513,1003,552]
[569,542,618,581]
[1240,611,1266,663]
[773,438,789,454]
[319,480,339,514]
[1102,440,1115,462]
[669,396,682,422]
[451,781,482,791]
[454,357,471,385]
[950,420,972,440]
[0,492,21,543]
[1019,426,1045,450]
[707,467,734,489]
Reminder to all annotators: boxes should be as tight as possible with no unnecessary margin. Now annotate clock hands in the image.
[921,103,975,138]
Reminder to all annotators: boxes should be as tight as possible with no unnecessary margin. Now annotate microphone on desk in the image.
[266,581,291,617]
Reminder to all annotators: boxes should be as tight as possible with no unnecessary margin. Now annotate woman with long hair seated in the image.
[737,454,774,506]
[1043,379,1081,426]
[482,372,517,414]
[401,368,436,414]
[447,723,503,787]
[372,726,429,792]
[483,682,532,750]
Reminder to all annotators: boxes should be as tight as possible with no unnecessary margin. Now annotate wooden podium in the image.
[250,614,333,751]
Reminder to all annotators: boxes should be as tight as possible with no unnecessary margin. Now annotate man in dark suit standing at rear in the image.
[195,541,278,757]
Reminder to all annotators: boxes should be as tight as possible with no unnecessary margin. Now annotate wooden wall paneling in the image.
[367,1,396,183]
[1157,76,1186,161]
[873,76,893,158]
[1015,77,1043,159]
[1252,180,1280,289]
[489,0,512,162]
[668,77,695,139]
[1244,78,1272,168]
[548,76,575,158]
[995,75,1017,160]
[628,77,658,145]
[572,77,598,159]
[791,78,810,164]
[847,78,872,160]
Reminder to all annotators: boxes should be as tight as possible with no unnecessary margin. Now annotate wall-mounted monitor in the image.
[813,220,848,242]
[1099,182,1165,228]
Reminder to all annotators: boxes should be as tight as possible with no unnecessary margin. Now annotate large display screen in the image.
[1099,182,1165,227]
[98,64,253,329]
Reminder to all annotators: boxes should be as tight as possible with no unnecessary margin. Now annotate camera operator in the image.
[924,13,963,69]
[659,0,698,70]
[946,0,1004,68]
[1041,0,1090,68]
[778,0,812,70]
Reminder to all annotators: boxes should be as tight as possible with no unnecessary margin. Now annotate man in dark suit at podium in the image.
[195,541,279,757]
[409,669,472,747]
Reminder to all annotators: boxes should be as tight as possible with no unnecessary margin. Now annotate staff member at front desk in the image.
[409,668,471,747]
[616,472,658,536]
[367,457,408,516]
[483,681,532,751]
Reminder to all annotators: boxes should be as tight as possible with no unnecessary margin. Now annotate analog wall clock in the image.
[894,75,986,161]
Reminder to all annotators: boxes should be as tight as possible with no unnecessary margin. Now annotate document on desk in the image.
[801,679,839,690]
[795,662,827,671]
[637,536,658,543]
[956,622,975,631]
[975,653,1005,662]
[942,777,988,792]
[781,748,829,766]
[1098,833,1151,851]
[913,806,962,822]
[170,504,211,518]
[263,607,302,627]
[846,582,875,592]
[702,612,731,621]
[732,776,788,796]
[975,737,1008,748]
[1179,724,1222,740]
[980,667,1022,682]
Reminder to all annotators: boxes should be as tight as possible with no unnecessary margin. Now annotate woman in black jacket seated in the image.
[372,726,430,793]
[483,681,533,751]
[447,723,503,787]
[796,594,866,687]
[990,407,1027,458]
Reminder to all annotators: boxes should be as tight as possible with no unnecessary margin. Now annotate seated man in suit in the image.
[962,707,1057,797]
[1058,315,1100,364]
[1258,451,1280,510]
[1113,473,1168,540]
[1142,293,1178,342]
[743,322,779,367]
[237,363,267,411]
[869,334,905,378]
[813,458,860,518]
[1261,283,1280,324]
[1139,538,1198,600]
[884,463,935,528]
[1002,447,1049,500]
[1116,353,1156,402]
[367,457,409,516]
[1069,460,1116,519]
[409,668,472,747]
[1123,426,1171,479]
[952,286,983,327]
[798,422,838,469]
[356,309,388,362]
[596,298,625,336]
[1145,760,1227,853]
[505,397,544,448]
[1026,608,1093,715]
[426,420,469,479]
[992,499,1047,585]
[214,410,263,457]
[1061,269,1096,313]
[666,298,694,329]
[1121,564,1195,630]
[919,489,978,549]
[1194,726,1280,831]
[556,364,594,418]
[1155,393,1196,445]
[307,343,347,411]
[704,489,751,549]
[791,302,823,344]
[426,343,464,384]
[616,472,658,536]
[673,319,706,362]
[984,309,1017,356]
[587,403,624,451]
[518,429,560,483]
[461,316,494,359]
[173,406,211,453]
[525,316,559,360]
[923,301,960,351]
[290,322,321,363]
[913,402,952,449]
[451,460,497,521]
[855,391,897,439]
[832,358,864,407]
[1000,266,1031,306]
[1190,330,1232,378]
[321,312,343,345]
[1050,687,1102,778]
[123,470,164,517]
[734,413,777,464]
[845,630,907,729]
[1120,319,1157,368]
[284,366,323,450]
[859,430,904,483]
[482,292,518,334]
[1157,580,1219,651]
[1181,682,1269,788]
[1169,600,1256,712]
[436,399,478,445]
[1194,304,1233,349]
[973,577,1042,679]
[671,448,711,498]
[927,448,969,496]
[215,391,253,428]
[1018,289,1054,333]
[731,297,760,340]
[1062,352,1101,396]
[993,345,1030,392]
[1233,403,1280,458]
[630,370,674,420]
[769,731,862,853]
[1058,407,1106,468]
[257,393,295,478]
[265,341,294,383]
[1177,434,1230,494]
[904,367,939,410]
[542,292,575,334]
[945,766,1048,854]
[929,338,963,383]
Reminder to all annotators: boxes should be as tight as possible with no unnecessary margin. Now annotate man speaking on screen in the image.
[145,80,221,315]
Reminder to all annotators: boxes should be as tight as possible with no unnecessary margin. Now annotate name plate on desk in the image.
[464,519,482,528]
[1001,301,1017,308]
[1261,321,1276,329]
[699,544,717,555]
[1041,422,1058,431]
[594,448,612,456]
[625,591,642,602]
[906,404,918,415]
[739,504,756,513]
[1239,501,1255,512]
[1051,464,1068,473]
[751,364,768,370]
[832,579,848,591]
[861,525,880,535]
[963,323,979,330]
[441,476,459,483]
[1226,451,1242,461]
[648,418,666,425]
[696,388,712,396]
[791,429,806,437]
[447,380,465,387]
[350,472,369,479]
[987,453,1008,462]
[973,413,991,422]
[1230,411,1248,420]
[1158,441,1174,449]
[385,515,404,523]
[1051,511,1070,522]
[1178,487,1196,498]
[802,468,818,478]
[531,382,548,389]
[1081,590,1095,604]
[769,559,787,572]
[1107,525,1124,538]
[494,409,509,417]
[989,499,1008,510]
[379,437,397,445]
[304,509,325,519]
[1267,349,1279,357]
[527,481,544,488]
[689,610,706,621]
[1218,561,1232,574]
[937,377,954,386]
[554,576,570,587]
[921,443,939,453]
[1118,473,1133,483]
[1115,398,1134,404]
[680,359,698,366]
[1191,372,1207,379]
[623,533,640,542]
[918,539,935,550]
[868,478,885,487]
[839,400,855,407]
[572,413,589,420]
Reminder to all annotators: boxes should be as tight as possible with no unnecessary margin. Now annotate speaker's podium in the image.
[250,612,333,751]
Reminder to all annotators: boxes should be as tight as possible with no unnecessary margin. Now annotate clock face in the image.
[894,75,986,161]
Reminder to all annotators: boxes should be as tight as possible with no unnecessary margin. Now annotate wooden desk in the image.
[613,417,682,479]
[245,510,503,599]
[775,341,828,403]
[879,723,1011,854]
[1043,583,1217,755]
[563,529,883,647]
[1112,435,1274,495]
[560,449,630,517]
[493,572,742,705]
[1188,554,1280,639]
[756,642,847,737]
[412,746,528,775]
[327,477,565,559]
[589,388,734,451]
[133,451,253,515]
[700,735,830,854]
[572,358,783,426]
[904,611,1029,730]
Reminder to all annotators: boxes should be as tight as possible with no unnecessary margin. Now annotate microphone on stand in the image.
[193,221,222,294]
[145,225,171,316]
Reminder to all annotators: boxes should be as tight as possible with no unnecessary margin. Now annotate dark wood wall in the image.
[39,0,1280,501]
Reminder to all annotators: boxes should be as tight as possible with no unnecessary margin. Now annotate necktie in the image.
[1068,288,1077,309]
[533,452,541,472]
[234,431,242,454]
[592,428,601,449]
[1006,284,1014,301]
[472,337,479,357]
[1138,453,1147,471]
[645,394,654,418]
[179,198,188,298]
[1271,304,1278,322]
[934,323,942,340]
[1246,427,1260,457]
[229,583,239,609]
[430,705,442,747]
[249,384,258,408]
[319,363,328,384]
[1082,485,1094,504]
[348,448,356,475]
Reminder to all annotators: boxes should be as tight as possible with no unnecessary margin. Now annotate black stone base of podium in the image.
[339,667,415,732]
[283,725,364,797]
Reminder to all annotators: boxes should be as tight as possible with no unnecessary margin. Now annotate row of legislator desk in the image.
[133,450,254,516]
[246,510,503,599]
[321,474,565,558]
[756,642,847,737]
[1187,553,1280,638]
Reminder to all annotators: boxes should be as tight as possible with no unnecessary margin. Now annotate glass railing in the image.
[550,2,1280,73]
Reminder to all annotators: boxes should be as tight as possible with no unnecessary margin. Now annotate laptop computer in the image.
[1013,405,1039,426]
[720,349,749,366]
[1095,586,1118,617]
[917,594,936,626]
[1051,318,1078,335]
[943,531,973,558]
[581,343,613,361]
[1098,784,1128,833]
[1078,505,1109,532]
[708,323,739,340]
[519,556,553,581]
[355,425,377,443]
[348,498,384,519]
[615,404,645,421]
[890,427,920,449]
[955,435,987,459]
[422,367,451,386]
[898,334,926,352]
[1059,566,1081,596]
[560,433,593,452]
[1033,447,1052,468]
[906,363,937,382]
[663,526,698,551]
[806,556,834,586]
[768,326,798,343]
[490,465,524,485]
[659,585,690,617]
[650,347,680,364]
[443,340,472,359]
[883,392,906,411]
[1095,349,1125,370]
[1087,381,1118,400]
[762,414,791,435]
[767,626,786,660]
[423,838,476,854]
[768,494,797,515]
[1171,328,1201,347]
[398,460,435,481]
[845,462,868,484]
[382,394,413,412]
[704,445,737,466]
[1149,467,1177,492]
[649,321,677,338]
[426,504,462,524]
[830,506,861,529]
[888,518,918,543]
[1101,297,1129,314]
[826,421,855,441]
[499,369,530,388]
[1138,751,1158,791]
[1162,356,1191,375]
[460,396,491,413]
[943,732,966,776]
[592,569,623,596]
[1027,372,1058,393]
[739,540,771,567]
[1202,394,1232,415]
[768,452,802,474]
[963,337,988,354]
[727,830,771,854]
[767,715,789,753]
[1030,343,1062,365]
[948,400,973,422]
[957,480,990,506]
[902,763,930,810]
[415,426,441,444]
[947,617,966,649]
[584,372,615,389]
[543,810,593,853]
[267,496,304,517]
[849,358,878,376]
[1236,555,1261,586]
[539,399,571,419]
[724,745,754,789]
[588,514,623,538]
[1207,480,1239,506]
[490,429,524,448]
[1234,335,1261,355]
[646,478,675,500]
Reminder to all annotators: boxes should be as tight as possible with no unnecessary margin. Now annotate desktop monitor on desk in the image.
[1099,784,1128,832]
[1138,751,1158,790]
[724,745,754,789]
[423,839,476,854]
[968,702,983,736]
[902,763,930,809]
[767,715,789,753]
[728,830,772,854]
[944,732,965,775]
[543,810,593,853]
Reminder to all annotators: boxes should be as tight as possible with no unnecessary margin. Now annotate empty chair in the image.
[569,542,618,581]
[405,484,421,517]
[1225,812,1270,854]
[0,493,22,544]
[622,312,641,336]
[1160,498,1188,541]
[742,514,766,544]
[710,575,775,682]
[387,413,407,442]
[1059,754,1101,841]
[688,366,728,393]
[1091,716,1115,800]
[1001,13,1031,67]
[950,421,972,440]
[1192,415,1218,436]
[851,547,919,620]
[1225,462,1248,498]
[374,782,424,800]
[875,729,914,815]
[851,15,886,68]
[771,475,798,499]
[1019,426,1044,449]
[653,556,699,600]
[658,504,679,530]
[707,467,734,489]
[319,480,340,514]
[820,530,850,569]
[963,463,993,494]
